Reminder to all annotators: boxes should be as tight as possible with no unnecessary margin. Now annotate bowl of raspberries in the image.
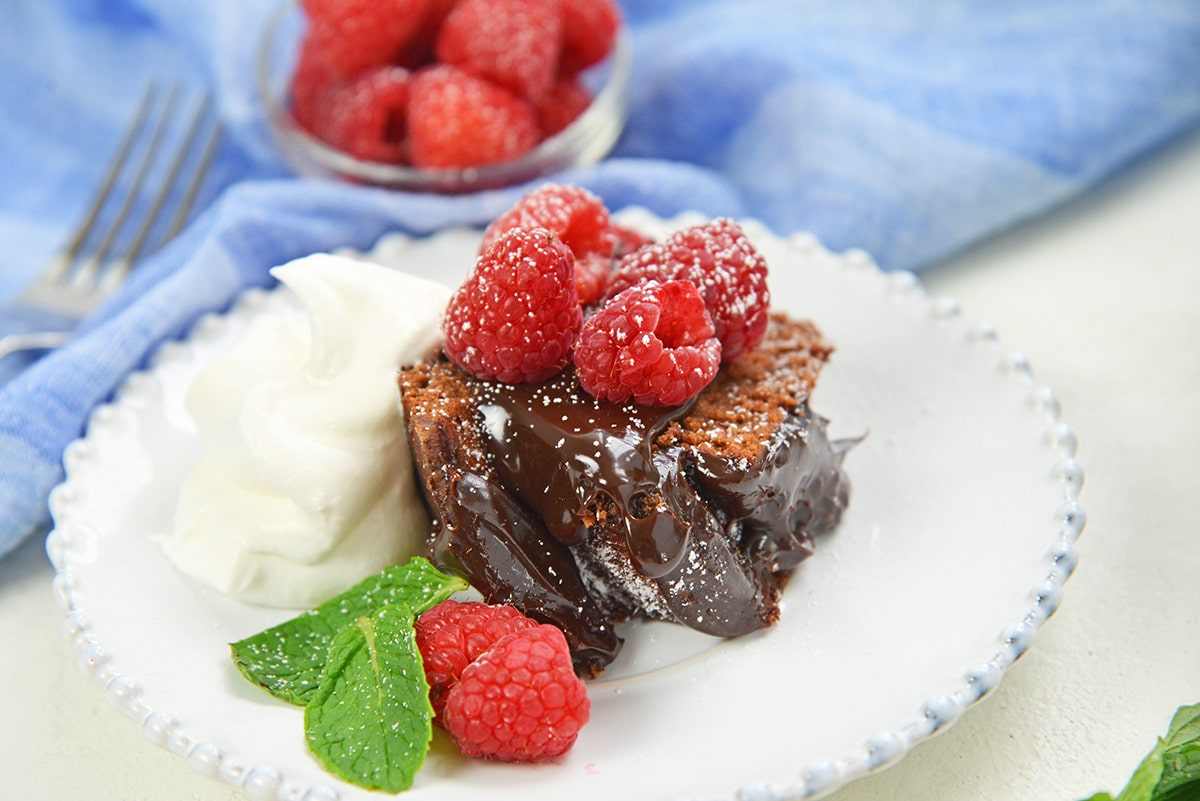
[257,0,629,192]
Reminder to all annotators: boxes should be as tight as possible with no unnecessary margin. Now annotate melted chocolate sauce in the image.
[476,372,696,578]
[401,320,852,675]
[471,370,850,639]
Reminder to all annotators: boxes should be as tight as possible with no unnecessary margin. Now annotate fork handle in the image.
[0,330,72,361]
[0,305,76,365]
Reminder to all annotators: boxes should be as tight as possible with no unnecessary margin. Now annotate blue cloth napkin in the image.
[2,0,1198,560]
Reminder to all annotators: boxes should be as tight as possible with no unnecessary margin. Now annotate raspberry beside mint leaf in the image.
[441,624,591,761]
[414,600,540,720]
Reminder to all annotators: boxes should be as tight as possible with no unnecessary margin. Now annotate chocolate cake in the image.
[398,313,851,675]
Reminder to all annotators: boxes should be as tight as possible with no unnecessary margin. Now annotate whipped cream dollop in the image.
[161,253,450,608]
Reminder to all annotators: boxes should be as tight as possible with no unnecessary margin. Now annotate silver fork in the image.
[0,82,222,362]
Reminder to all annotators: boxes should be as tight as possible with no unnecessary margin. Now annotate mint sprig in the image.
[229,557,467,704]
[1082,704,1200,801]
[304,605,433,793]
[1156,706,1200,801]
[229,557,470,793]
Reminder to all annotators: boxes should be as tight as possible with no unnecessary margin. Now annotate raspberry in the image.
[313,66,410,163]
[435,0,564,104]
[575,279,722,406]
[290,0,602,168]
[407,64,540,169]
[288,37,343,134]
[535,74,592,137]
[611,224,654,259]
[558,0,621,74]
[606,219,771,362]
[414,600,539,720]
[394,0,458,68]
[573,252,613,307]
[441,624,590,761]
[302,0,431,78]
[480,183,614,266]
[442,226,582,383]
[480,184,614,304]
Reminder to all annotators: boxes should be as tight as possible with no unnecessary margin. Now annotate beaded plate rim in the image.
[44,209,1085,801]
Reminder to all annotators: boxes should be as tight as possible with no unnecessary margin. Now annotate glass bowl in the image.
[256,2,631,193]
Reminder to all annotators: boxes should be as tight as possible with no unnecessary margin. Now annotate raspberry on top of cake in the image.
[398,184,852,675]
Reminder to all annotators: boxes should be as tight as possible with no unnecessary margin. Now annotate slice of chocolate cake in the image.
[398,313,851,675]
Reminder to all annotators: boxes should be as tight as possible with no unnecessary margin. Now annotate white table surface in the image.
[2,128,1198,801]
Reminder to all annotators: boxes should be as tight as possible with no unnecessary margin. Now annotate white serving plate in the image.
[45,209,1085,801]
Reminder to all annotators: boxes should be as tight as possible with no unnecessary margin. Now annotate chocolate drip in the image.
[476,373,850,638]
[398,371,622,676]
[399,314,853,674]
[444,472,621,674]
[476,373,698,579]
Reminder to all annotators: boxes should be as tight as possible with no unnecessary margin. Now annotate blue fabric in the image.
[1,0,1198,560]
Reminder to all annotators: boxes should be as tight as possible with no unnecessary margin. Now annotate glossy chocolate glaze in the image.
[399,315,851,674]
[475,370,850,638]
[476,373,694,576]
[400,363,625,676]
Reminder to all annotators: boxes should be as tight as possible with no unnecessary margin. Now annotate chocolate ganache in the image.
[398,314,852,675]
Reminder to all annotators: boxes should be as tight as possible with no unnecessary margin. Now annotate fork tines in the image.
[54,82,223,293]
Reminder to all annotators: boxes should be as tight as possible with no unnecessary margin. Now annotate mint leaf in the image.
[1164,704,1200,749]
[1114,738,1166,801]
[230,557,467,704]
[1080,704,1200,801]
[1078,740,1165,801]
[304,606,433,793]
[1153,704,1200,801]
[1155,742,1200,801]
